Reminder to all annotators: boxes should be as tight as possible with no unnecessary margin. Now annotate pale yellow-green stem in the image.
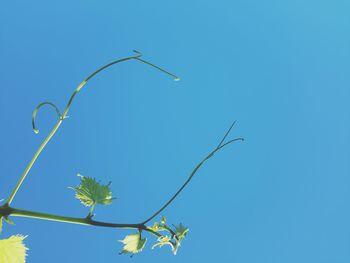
[6,120,63,205]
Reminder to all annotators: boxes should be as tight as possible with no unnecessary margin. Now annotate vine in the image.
[0,51,243,262]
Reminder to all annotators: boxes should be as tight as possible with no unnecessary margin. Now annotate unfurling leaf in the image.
[174,223,189,242]
[70,174,114,207]
[0,235,28,263]
[119,233,147,255]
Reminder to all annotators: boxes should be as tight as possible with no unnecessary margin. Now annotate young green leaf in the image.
[0,235,28,263]
[70,174,114,207]
[0,217,2,234]
[174,223,189,242]
[119,233,147,255]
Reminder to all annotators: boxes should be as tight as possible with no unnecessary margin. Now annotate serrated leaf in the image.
[70,174,114,207]
[0,235,28,263]
[119,233,147,255]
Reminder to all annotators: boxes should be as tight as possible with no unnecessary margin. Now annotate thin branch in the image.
[0,123,242,242]
[0,205,163,239]
[6,120,64,206]
[0,205,147,230]
[141,124,243,225]
[216,121,236,148]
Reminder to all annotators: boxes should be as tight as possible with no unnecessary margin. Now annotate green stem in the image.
[6,51,178,206]
[0,124,242,242]
[87,203,96,218]
[6,120,63,205]
[0,205,146,230]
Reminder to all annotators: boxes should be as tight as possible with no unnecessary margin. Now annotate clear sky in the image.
[1,0,350,262]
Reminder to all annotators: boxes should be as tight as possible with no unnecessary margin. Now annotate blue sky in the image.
[1,0,350,262]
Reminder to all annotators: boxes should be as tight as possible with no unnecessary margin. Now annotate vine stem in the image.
[3,51,243,238]
[0,205,158,235]
[0,122,242,236]
[5,51,179,206]
[142,122,243,224]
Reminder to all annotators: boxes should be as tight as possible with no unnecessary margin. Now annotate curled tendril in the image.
[32,102,62,134]
[30,50,179,135]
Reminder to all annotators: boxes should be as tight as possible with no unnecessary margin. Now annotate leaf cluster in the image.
[118,217,189,256]
[149,217,189,255]
[70,176,189,256]
[0,53,241,262]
